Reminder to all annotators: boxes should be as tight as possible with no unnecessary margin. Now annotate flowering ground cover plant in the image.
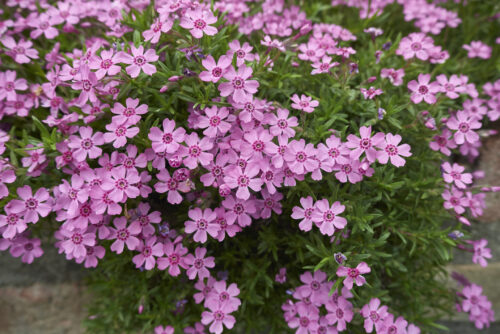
[0,0,499,333]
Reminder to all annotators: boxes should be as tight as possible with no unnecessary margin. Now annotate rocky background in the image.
[1,135,500,334]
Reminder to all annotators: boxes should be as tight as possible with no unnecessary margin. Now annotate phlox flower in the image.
[213,208,241,241]
[0,167,15,199]
[0,70,28,102]
[336,262,371,290]
[325,297,354,331]
[240,128,277,161]
[21,146,46,173]
[143,18,173,44]
[132,202,161,236]
[228,40,255,66]
[381,68,405,86]
[284,139,319,175]
[88,49,122,80]
[259,190,283,219]
[71,65,99,106]
[360,298,389,333]
[68,126,104,161]
[376,133,412,167]
[157,241,188,276]
[180,8,218,39]
[291,94,319,113]
[380,315,408,334]
[470,239,492,268]
[207,280,241,312]
[110,217,141,254]
[0,207,27,239]
[268,108,298,138]
[101,166,140,202]
[183,133,214,169]
[407,74,440,104]
[429,129,457,156]
[8,186,51,224]
[287,304,319,334]
[201,302,236,334]
[298,40,325,62]
[441,162,472,189]
[311,199,347,236]
[117,46,158,78]
[221,195,256,227]
[218,65,259,103]
[60,227,96,258]
[463,99,487,120]
[132,236,164,270]
[111,98,148,125]
[155,169,191,205]
[185,247,215,280]
[346,126,385,162]
[29,13,60,39]
[396,32,434,60]
[463,41,492,59]
[104,120,139,148]
[311,56,338,75]
[334,160,363,184]
[442,187,468,214]
[148,118,186,154]
[297,270,329,305]
[198,106,232,137]
[200,55,232,83]
[446,110,481,145]
[194,276,217,304]
[436,74,465,99]
[224,165,263,200]
[185,208,219,243]
[291,196,316,232]
[1,36,39,64]
[9,237,43,264]
[360,87,383,100]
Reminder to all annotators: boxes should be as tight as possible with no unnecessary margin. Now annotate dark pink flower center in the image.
[211,67,222,77]
[418,85,429,95]
[143,246,152,257]
[296,151,307,162]
[115,178,129,190]
[197,219,207,230]
[194,19,206,30]
[214,311,224,321]
[360,138,371,149]
[411,42,422,51]
[237,175,249,186]
[210,116,221,126]
[72,233,83,244]
[82,80,92,91]
[232,77,245,89]
[117,228,130,241]
[123,108,135,117]
[24,243,34,251]
[14,46,25,54]
[101,59,113,69]
[336,308,344,319]
[194,259,204,269]
[5,82,14,91]
[385,144,398,156]
[169,253,179,265]
[115,125,126,137]
[458,122,470,133]
[342,164,352,173]
[348,268,359,278]
[39,22,49,30]
[189,145,201,157]
[7,213,19,225]
[233,203,244,215]
[81,138,93,150]
[25,198,38,210]
[370,311,380,321]
[311,281,320,290]
[134,56,146,66]
[162,133,173,144]
[299,317,310,327]
[324,210,335,222]
[277,119,288,129]
[252,140,264,152]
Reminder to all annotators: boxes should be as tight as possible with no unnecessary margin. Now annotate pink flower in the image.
[68,126,104,162]
[155,169,190,205]
[336,262,371,290]
[194,277,216,304]
[436,74,465,99]
[311,56,338,75]
[104,120,139,148]
[380,68,405,86]
[298,39,325,62]
[0,207,27,239]
[88,49,123,80]
[9,237,44,264]
[21,146,46,173]
[311,199,347,236]
[463,41,492,59]
[221,195,256,227]
[291,94,319,113]
[111,98,148,125]
[360,87,383,100]
[470,239,492,268]
[446,110,481,145]
[360,298,389,333]
[29,13,59,39]
[442,187,468,214]
[157,241,188,276]
[184,322,205,334]
[1,36,39,64]
[110,217,141,254]
[442,162,472,189]
[0,167,15,199]
[133,202,161,236]
[198,106,232,138]
[463,99,487,120]
[201,303,236,334]
[183,133,214,169]
[396,32,434,60]
[60,227,96,258]
[275,268,287,283]
[180,8,218,39]
[346,126,385,162]
[407,74,440,104]
[334,160,363,184]
[224,165,263,200]
[297,270,329,305]
[291,196,316,232]
[185,247,215,280]
[148,118,186,154]
[101,167,141,202]
[240,128,277,161]
[71,65,99,106]
[206,280,241,312]
[379,315,408,334]
[284,139,318,175]
[118,46,158,78]
[0,70,28,102]
[218,65,259,103]
[462,284,488,316]
[287,304,319,334]
[185,208,219,243]
[155,325,174,334]
[376,133,412,167]
[143,18,173,44]
[325,297,354,331]
[200,55,231,83]
[132,236,164,270]
[268,108,298,138]
[8,186,51,224]
[429,129,457,156]
[228,40,255,66]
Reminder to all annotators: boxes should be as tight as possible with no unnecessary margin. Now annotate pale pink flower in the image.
[180,8,218,39]
[446,110,481,144]
[218,65,259,103]
[200,55,231,83]
[110,217,141,254]
[311,199,347,236]
[380,68,405,86]
[463,41,492,59]
[291,94,319,113]
[441,162,472,189]
[148,118,186,154]
[407,74,440,104]
[88,49,123,80]
[143,18,173,44]
[185,208,219,243]
[337,262,371,290]
[2,36,39,64]
[117,46,158,78]
[185,247,215,280]
[8,186,51,224]
[376,133,412,167]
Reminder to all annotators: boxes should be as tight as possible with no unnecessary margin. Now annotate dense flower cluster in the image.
[0,0,498,333]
